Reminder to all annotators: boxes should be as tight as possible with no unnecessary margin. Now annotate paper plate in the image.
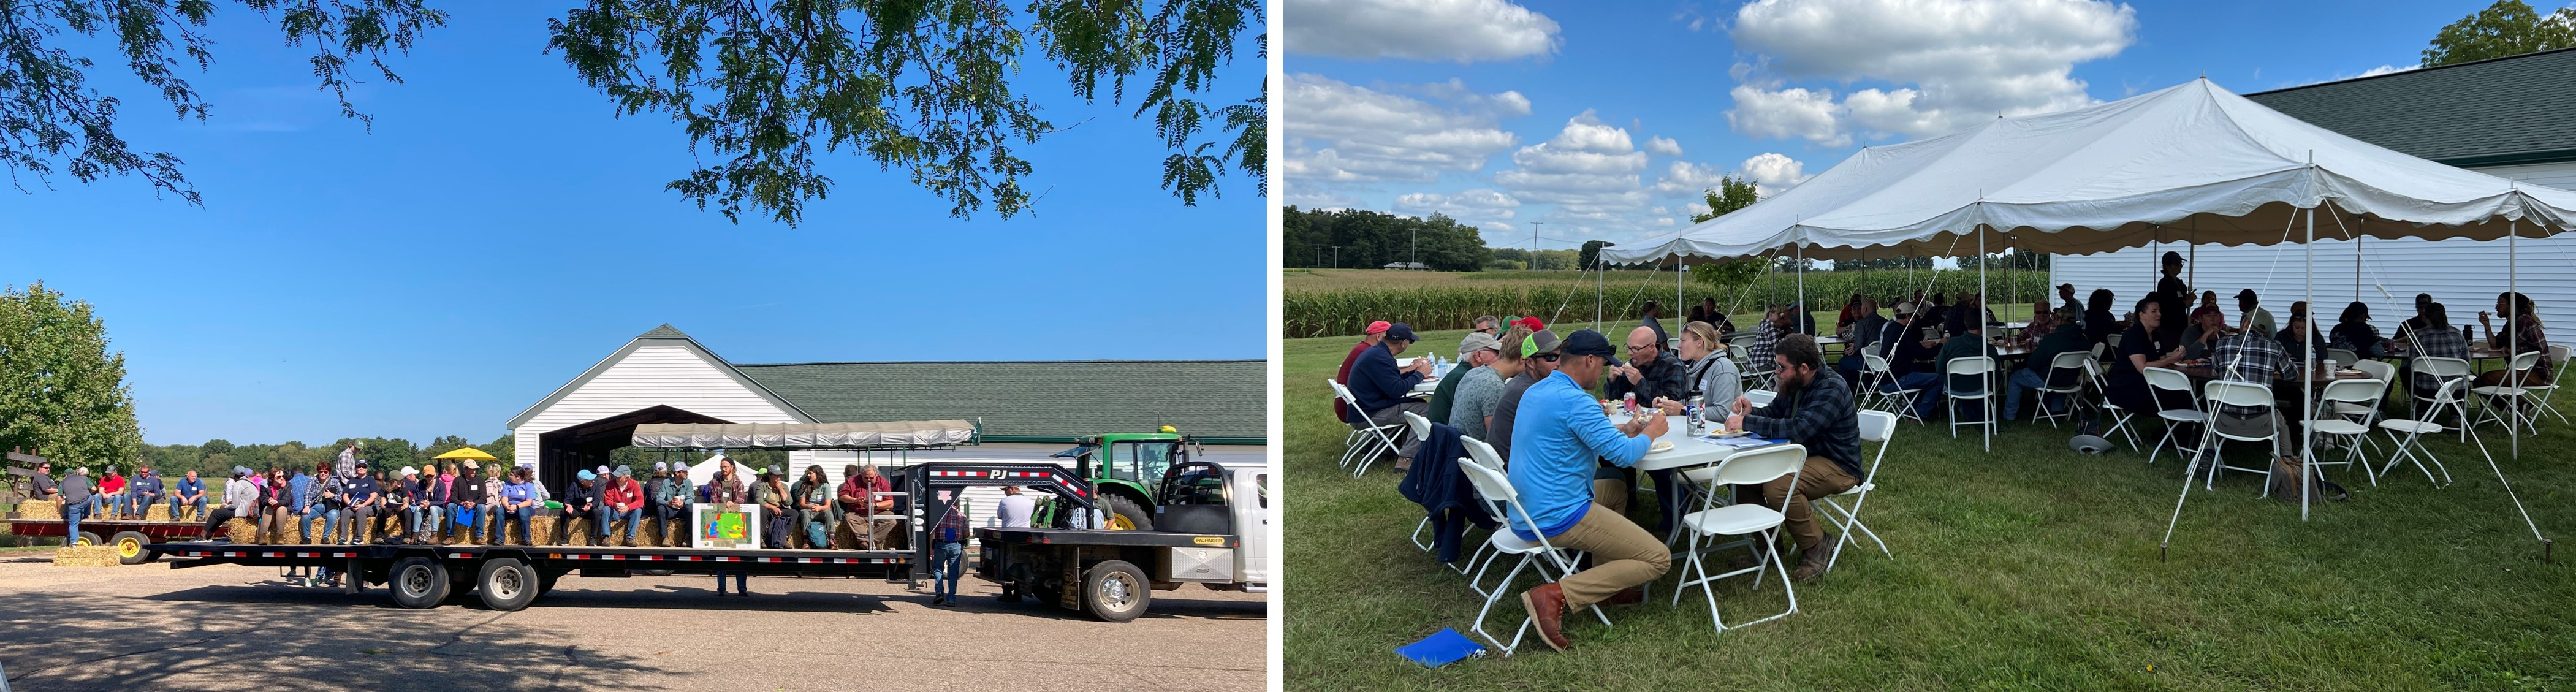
[1649,440,1676,454]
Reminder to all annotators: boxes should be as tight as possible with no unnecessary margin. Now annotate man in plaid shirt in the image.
[2209,314,2291,458]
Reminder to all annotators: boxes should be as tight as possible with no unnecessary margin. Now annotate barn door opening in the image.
[536,405,732,494]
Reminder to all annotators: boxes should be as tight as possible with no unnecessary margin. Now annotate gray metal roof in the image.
[2243,47,2576,166]
[734,360,1266,443]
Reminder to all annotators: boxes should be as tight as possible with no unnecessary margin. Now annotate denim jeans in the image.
[656,503,691,546]
[410,504,444,534]
[301,508,339,542]
[63,499,91,544]
[172,495,207,520]
[86,494,107,517]
[506,506,537,545]
[932,541,965,602]
[1896,372,1943,417]
[2002,368,2066,420]
[715,571,748,594]
[612,507,644,541]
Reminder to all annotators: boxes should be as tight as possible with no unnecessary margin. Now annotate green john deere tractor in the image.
[1047,430,1203,531]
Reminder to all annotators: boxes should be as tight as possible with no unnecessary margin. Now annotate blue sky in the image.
[0,6,1266,446]
[1283,0,2540,256]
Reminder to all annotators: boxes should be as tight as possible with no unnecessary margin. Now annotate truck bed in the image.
[976,527,1238,549]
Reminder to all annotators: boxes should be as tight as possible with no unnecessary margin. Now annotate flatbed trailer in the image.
[975,461,1271,622]
[7,516,208,563]
[132,460,1250,619]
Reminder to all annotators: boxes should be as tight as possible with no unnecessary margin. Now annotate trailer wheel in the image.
[476,558,539,611]
[1083,560,1150,622]
[390,557,451,609]
[75,531,104,548]
[111,531,159,564]
[536,569,564,598]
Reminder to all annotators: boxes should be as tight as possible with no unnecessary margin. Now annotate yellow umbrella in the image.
[431,447,499,462]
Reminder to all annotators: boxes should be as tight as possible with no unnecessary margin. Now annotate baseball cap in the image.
[577,469,596,481]
[1893,302,1915,316]
[1516,317,1546,331]
[595,465,610,476]
[1522,329,1563,357]
[2235,288,2259,302]
[463,460,479,470]
[766,465,783,477]
[355,459,370,468]
[1457,332,1503,356]
[1381,323,1415,341]
[614,465,632,477]
[653,461,669,471]
[1561,329,1616,358]
[400,466,417,476]
[1365,321,1391,335]
[2163,250,2186,265]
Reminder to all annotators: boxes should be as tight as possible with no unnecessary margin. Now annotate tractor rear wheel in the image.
[1103,496,1154,531]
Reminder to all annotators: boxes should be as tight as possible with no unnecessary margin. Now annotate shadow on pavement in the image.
[0,581,682,692]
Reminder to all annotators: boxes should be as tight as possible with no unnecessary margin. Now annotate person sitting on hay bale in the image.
[650,463,694,547]
[201,466,255,538]
[447,460,487,544]
[127,466,165,520]
[172,469,207,523]
[500,466,541,546]
[336,460,381,546]
[606,465,647,547]
[553,469,603,547]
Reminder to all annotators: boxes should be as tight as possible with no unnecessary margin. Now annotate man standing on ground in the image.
[2156,251,2191,344]
[58,466,94,544]
[839,464,899,549]
[996,485,1036,528]
[1722,335,1863,582]
[1508,329,1671,653]
[929,490,970,607]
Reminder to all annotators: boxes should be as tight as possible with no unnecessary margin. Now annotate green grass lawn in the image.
[1285,326,2574,690]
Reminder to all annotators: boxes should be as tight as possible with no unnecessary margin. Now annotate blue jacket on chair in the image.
[1397,422,1498,563]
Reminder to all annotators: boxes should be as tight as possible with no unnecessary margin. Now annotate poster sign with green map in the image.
[692,503,761,549]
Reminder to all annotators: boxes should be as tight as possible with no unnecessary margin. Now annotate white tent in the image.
[1595,77,2562,556]
[1603,78,2576,264]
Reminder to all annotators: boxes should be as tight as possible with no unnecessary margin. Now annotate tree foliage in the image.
[1282,206,1495,271]
[2423,0,2576,66]
[1691,174,1761,224]
[547,0,1264,226]
[0,282,144,468]
[0,0,446,203]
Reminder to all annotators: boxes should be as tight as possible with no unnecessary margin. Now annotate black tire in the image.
[389,557,450,609]
[75,531,104,548]
[1083,559,1150,622]
[111,531,158,564]
[1103,495,1155,531]
[476,558,539,611]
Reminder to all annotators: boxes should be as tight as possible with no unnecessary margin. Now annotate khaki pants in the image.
[842,512,898,549]
[1548,503,1671,610]
[1363,401,1430,460]
[1592,479,1628,517]
[1739,456,1857,552]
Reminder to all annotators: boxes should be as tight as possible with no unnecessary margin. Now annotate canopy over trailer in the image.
[630,420,979,451]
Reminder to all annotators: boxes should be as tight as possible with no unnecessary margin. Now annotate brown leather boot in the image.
[1791,536,1837,582]
[1519,582,1571,652]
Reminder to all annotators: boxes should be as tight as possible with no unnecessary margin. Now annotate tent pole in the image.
[2510,216,2519,459]
[1596,256,1604,331]
[1797,245,1806,329]
[1678,256,1685,334]
[2302,203,2315,522]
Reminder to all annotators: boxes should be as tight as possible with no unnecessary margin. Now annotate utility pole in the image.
[1310,244,1325,268]
[1410,227,1418,270]
[1330,246,1342,268]
[1530,221,1544,270]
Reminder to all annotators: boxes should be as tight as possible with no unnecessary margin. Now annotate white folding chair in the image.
[2326,348,2360,367]
[2301,378,2387,485]
[1402,411,1436,552]
[2471,351,2542,433]
[1454,457,1611,656]
[2031,351,2092,428]
[2531,344,2571,425]
[2376,376,2466,487]
[2083,359,2142,451]
[2197,379,2278,496]
[1327,379,1406,477]
[1864,353,1926,425]
[1451,437,1510,585]
[2142,367,2206,466]
[1820,411,1896,571]
[1670,444,1809,633]
[2414,356,2477,441]
[1945,356,1997,451]
[2346,360,2398,424]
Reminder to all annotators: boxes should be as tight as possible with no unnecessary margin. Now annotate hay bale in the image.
[18,500,60,520]
[53,545,121,567]
[145,504,172,522]
[224,519,259,544]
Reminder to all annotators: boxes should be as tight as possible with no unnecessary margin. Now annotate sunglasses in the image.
[1533,354,1562,362]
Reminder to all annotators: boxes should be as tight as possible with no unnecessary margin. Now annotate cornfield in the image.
[1285,269,2053,338]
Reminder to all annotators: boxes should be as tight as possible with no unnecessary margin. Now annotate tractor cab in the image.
[1050,430,1203,531]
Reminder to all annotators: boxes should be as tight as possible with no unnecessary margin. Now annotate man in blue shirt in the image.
[171,470,207,522]
[127,466,165,519]
[1347,322,1435,464]
[1508,329,1671,653]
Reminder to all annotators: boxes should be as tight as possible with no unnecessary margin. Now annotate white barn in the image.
[505,324,1267,529]
[2054,47,2576,331]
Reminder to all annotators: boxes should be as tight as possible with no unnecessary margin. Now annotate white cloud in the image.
[1285,189,1366,209]
[1651,160,1733,196]
[1283,74,1527,186]
[2358,64,2417,78]
[1725,0,2137,144]
[1736,152,1810,196]
[1394,188,1522,229]
[1494,111,1651,215]
[1286,0,1561,63]
[1645,136,1685,157]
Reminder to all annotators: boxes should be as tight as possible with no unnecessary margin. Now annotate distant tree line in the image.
[131,435,517,478]
[1283,207,1495,270]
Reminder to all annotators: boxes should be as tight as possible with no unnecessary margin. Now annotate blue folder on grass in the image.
[1396,628,1486,667]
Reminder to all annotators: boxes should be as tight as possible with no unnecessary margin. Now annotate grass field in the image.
[1284,327,2575,690]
